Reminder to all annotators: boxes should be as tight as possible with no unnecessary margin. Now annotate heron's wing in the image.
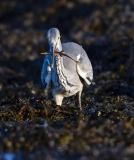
[41,55,51,86]
[76,48,93,85]
[62,42,93,85]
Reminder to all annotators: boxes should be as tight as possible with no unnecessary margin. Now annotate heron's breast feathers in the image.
[55,56,75,92]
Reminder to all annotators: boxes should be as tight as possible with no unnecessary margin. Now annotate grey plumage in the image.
[41,28,93,109]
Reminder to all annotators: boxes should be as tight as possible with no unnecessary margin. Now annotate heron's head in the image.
[46,28,61,68]
[46,28,61,53]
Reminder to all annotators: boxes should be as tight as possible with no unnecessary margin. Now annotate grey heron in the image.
[41,28,93,109]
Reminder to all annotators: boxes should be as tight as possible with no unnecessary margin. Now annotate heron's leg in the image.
[44,89,49,96]
[55,94,64,106]
[77,90,82,110]
[52,89,64,106]
[44,89,52,98]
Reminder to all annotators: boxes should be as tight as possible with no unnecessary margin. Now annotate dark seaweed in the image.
[0,0,134,159]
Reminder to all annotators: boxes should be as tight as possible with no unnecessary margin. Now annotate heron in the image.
[41,28,93,109]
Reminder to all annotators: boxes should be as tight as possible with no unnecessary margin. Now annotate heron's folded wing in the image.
[62,42,93,85]
[77,47,93,85]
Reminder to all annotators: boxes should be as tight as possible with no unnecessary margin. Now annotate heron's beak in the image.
[50,37,60,69]
[51,44,55,69]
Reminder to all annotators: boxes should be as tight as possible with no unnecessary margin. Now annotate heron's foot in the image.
[79,109,84,114]
[78,104,82,110]
[80,106,82,110]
